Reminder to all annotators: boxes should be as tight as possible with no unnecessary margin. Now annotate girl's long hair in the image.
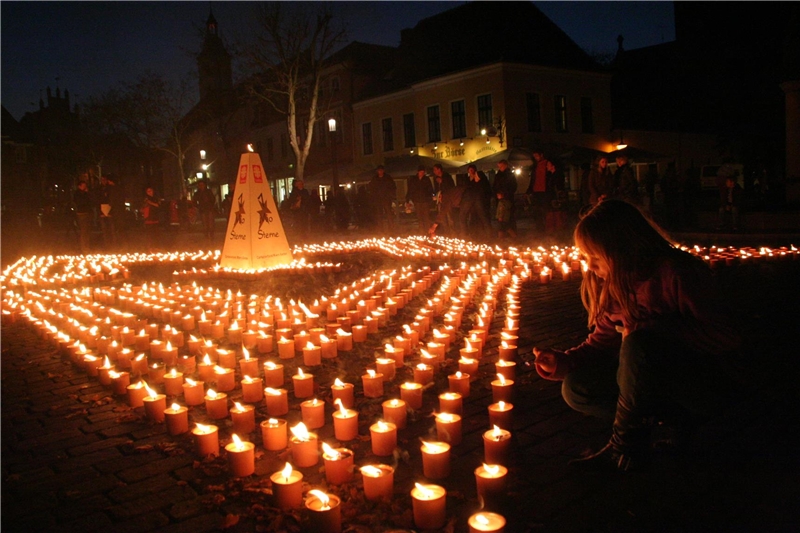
[574,199,689,327]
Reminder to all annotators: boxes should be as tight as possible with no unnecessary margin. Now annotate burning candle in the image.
[383,344,404,369]
[182,378,205,406]
[335,329,352,351]
[319,334,337,359]
[277,337,295,359]
[204,389,229,419]
[226,433,255,477]
[241,375,264,403]
[161,341,178,366]
[469,511,506,533]
[331,378,354,408]
[197,354,215,383]
[491,374,514,403]
[134,330,150,352]
[227,322,243,345]
[375,357,396,381]
[321,443,354,485]
[439,392,463,415]
[351,325,367,343]
[213,365,235,392]
[421,440,451,479]
[216,348,236,368]
[539,266,551,284]
[459,340,479,363]
[305,489,342,533]
[382,398,407,429]
[142,381,166,422]
[474,463,508,509]
[301,398,325,429]
[411,483,446,530]
[361,369,384,398]
[271,463,303,510]
[483,425,512,465]
[193,423,219,457]
[332,399,359,441]
[302,341,322,367]
[127,380,148,408]
[488,401,514,430]
[261,418,288,451]
[400,382,423,410]
[257,332,274,354]
[263,360,284,388]
[360,464,394,501]
[369,420,397,456]
[289,422,319,467]
[163,368,184,396]
[413,363,434,386]
[230,401,256,435]
[164,402,189,435]
[435,412,462,445]
[293,368,315,398]
[392,334,411,353]
[448,371,470,398]
[130,353,149,376]
[495,359,516,380]
[239,347,259,377]
[110,370,131,396]
[264,387,289,416]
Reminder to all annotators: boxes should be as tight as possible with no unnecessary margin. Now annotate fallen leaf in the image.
[221,514,239,528]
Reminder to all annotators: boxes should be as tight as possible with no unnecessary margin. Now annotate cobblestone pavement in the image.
[3,234,800,532]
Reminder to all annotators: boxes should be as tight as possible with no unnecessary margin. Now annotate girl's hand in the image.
[532,347,557,374]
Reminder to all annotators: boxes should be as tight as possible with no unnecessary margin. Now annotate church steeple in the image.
[197,7,232,102]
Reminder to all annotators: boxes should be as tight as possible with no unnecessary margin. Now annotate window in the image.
[427,105,441,143]
[382,118,394,152]
[554,95,568,132]
[403,113,416,148]
[281,133,288,158]
[362,122,373,155]
[526,93,542,132]
[580,97,594,133]
[477,94,493,130]
[451,100,466,139]
[266,138,274,162]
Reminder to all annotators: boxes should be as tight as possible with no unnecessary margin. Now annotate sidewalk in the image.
[3,236,800,532]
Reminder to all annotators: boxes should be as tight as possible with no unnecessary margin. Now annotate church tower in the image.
[197,9,232,102]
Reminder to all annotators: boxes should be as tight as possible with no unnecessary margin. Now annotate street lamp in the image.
[328,118,338,191]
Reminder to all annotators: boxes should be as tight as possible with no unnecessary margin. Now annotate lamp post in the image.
[328,118,338,192]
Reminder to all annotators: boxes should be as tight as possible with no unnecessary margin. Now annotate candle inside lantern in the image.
[411,483,447,531]
[331,378,354,408]
[369,420,397,456]
[193,423,220,457]
[469,511,506,533]
[302,341,322,367]
[241,374,264,403]
[163,368,184,396]
[435,412,462,445]
[474,463,508,510]
[483,425,512,465]
[491,373,514,403]
[438,391,463,415]
[182,378,205,406]
[488,401,514,430]
[239,347,259,377]
[421,440,451,479]
[277,337,295,359]
[382,398,407,429]
[321,443,354,485]
[204,389,229,419]
[261,417,288,451]
[413,363,434,386]
[142,381,167,422]
[305,488,342,533]
[319,334,337,359]
[263,360,284,387]
[271,462,303,510]
[225,433,255,477]
[360,464,394,501]
[301,397,325,429]
[400,382,423,410]
[292,368,314,398]
[127,380,148,408]
[448,371,470,398]
[495,358,517,380]
[164,402,189,435]
[230,401,256,435]
[335,328,352,351]
[289,422,319,467]
[264,387,289,416]
[332,398,359,442]
[361,369,384,398]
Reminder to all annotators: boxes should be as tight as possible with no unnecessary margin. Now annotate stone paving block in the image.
[108,485,198,519]
[116,455,195,484]
[168,498,206,521]
[95,451,162,474]
[111,512,171,533]
[108,473,178,503]
[54,511,114,533]
[522,410,586,438]
[99,422,145,438]
[26,432,101,455]
[150,513,223,533]
[68,436,132,456]
[53,444,124,473]
[61,473,122,499]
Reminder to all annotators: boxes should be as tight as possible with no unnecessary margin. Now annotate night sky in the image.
[1,1,675,121]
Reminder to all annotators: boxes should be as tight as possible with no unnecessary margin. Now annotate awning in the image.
[303,163,375,187]
[381,154,464,177]
[606,146,671,162]
[455,147,533,173]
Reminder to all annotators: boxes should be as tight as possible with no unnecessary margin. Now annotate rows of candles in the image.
[1,237,796,532]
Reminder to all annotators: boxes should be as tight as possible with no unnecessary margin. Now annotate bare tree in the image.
[237,3,346,182]
[83,71,200,197]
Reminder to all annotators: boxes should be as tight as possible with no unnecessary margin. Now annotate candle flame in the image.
[305,341,315,350]
[268,418,278,425]
[281,462,293,480]
[334,377,344,387]
[321,442,340,459]
[185,378,196,386]
[234,401,244,411]
[376,420,388,431]
[483,463,500,476]
[203,354,212,365]
[414,483,435,499]
[320,334,330,342]
[242,347,250,360]
[416,363,428,371]
[334,398,348,415]
[390,399,399,407]
[195,423,212,433]
[265,361,277,370]
[360,465,383,477]
[455,371,463,378]
[265,387,282,396]
[307,489,330,510]
[290,422,311,441]
[297,368,305,378]
[492,425,503,439]
[367,369,376,378]
[498,400,506,409]
[207,389,218,399]
[214,365,228,374]
[143,380,158,398]
[436,412,455,422]
[465,339,473,350]
[231,433,245,450]
[475,513,490,526]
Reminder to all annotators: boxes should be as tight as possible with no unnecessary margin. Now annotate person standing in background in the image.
[406,165,434,234]
[74,180,93,254]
